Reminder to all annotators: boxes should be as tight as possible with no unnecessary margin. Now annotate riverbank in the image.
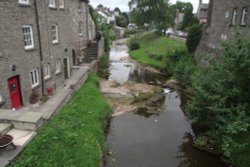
[129,33,185,71]
[129,33,250,167]
[8,74,111,167]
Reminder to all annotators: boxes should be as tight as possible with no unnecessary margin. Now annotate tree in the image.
[97,4,103,9]
[172,2,197,31]
[128,0,174,35]
[115,12,129,28]
[186,24,203,53]
[114,7,121,15]
[187,34,250,163]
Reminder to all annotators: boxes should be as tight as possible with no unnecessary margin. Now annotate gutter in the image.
[34,0,45,96]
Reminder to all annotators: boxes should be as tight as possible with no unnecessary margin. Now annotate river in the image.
[104,39,226,167]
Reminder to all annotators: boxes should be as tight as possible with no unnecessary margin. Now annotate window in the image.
[78,2,82,12]
[49,0,56,8]
[59,0,64,8]
[51,24,59,43]
[18,0,29,5]
[44,64,51,79]
[241,7,248,25]
[30,69,39,88]
[232,9,238,25]
[55,60,61,74]
[22,25,34,50]
[79,21,83,36]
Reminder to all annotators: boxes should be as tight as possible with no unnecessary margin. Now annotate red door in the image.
[8,76,22,109]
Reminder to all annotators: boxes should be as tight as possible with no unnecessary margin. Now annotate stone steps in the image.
[0,110,44,131]
[0,123,12,134]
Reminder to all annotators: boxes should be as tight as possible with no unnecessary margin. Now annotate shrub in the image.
[186,35,250,166]
[97,54,109,78]
[186,24,203,53]
[101,24,111,52]
[129,39,140,51]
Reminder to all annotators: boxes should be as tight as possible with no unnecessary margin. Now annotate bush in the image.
[101,24,111,52]
[124,29,138,38]
[97,54,109,78]
[129,39,140,51]
[186,24,203,53]
[186,35,250,166]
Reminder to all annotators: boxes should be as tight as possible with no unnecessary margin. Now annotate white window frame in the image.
[79,21,83,36]
[30,69,39,88]
[18,0,29,5]
[49,0,56,8]
[44,64,51,79]
[51,24,59,44]
[241,7,248,25]
[55,60,61,74]
[59,0,65,9]
[232,9,238,25]
[22,25,34,50]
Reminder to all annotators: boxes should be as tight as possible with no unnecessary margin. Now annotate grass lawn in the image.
[9,74,111,167]
[129,33,186,70]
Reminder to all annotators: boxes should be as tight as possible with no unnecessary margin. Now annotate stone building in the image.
[0,0,95,109]
[196,0,209,24]
[196,0,250,64]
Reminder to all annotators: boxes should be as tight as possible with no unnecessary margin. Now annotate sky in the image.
[90,0,209,13]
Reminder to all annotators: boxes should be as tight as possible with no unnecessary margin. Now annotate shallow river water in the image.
[105,40,226,167]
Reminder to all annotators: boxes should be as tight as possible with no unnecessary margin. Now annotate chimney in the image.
[199,0,202,5]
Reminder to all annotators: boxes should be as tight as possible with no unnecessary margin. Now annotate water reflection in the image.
[105,40,226,167]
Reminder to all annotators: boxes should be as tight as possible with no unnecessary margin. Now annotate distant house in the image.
[174,10,184,30]
[113,26,126,39]
[0,0,95,109]
[97,8,115,24]
[196,0,250,64]
[197,0,209,24]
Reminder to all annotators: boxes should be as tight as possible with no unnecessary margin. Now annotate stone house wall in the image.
[0,0,91,109]
[196,0,250,65]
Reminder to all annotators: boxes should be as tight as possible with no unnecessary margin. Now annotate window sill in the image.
[55,71,62,76]
[19,3,31,7]
[240,24,247,27]
[44,76,52,82]
[59,7,65,10]
[31,84,40,90]
[49,6,57,9]
[52,41,60,45]
[25,47,35,51]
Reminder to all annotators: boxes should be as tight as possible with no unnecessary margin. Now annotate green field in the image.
[9,74,111,167]
[129,34,186,70]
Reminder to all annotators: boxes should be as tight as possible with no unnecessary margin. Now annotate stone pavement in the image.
[0,61,97,167]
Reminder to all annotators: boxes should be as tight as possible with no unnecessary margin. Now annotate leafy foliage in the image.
[97,54,109,78]
[129,0,174,34]
[186,35,250,166]
[129,38,140,51]
[165,49,196,86]
[186,24,203,53]
[101,24,111,52]
[115,13,129,28]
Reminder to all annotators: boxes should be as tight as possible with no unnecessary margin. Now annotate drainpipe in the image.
[86,1,89,42]
[34,0,45,96]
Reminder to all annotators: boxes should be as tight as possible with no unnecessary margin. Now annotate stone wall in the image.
[196,0,250,65]
[0,0,90,109]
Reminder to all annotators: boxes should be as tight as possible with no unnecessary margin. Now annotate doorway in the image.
[8,76,22,109]
[72,50,77,66]
[63,57,70,79]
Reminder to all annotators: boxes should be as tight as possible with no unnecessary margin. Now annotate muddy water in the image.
[105,40,226,167]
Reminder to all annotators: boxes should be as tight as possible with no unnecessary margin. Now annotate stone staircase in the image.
[83,42,98,63]
[0,110,44,133]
